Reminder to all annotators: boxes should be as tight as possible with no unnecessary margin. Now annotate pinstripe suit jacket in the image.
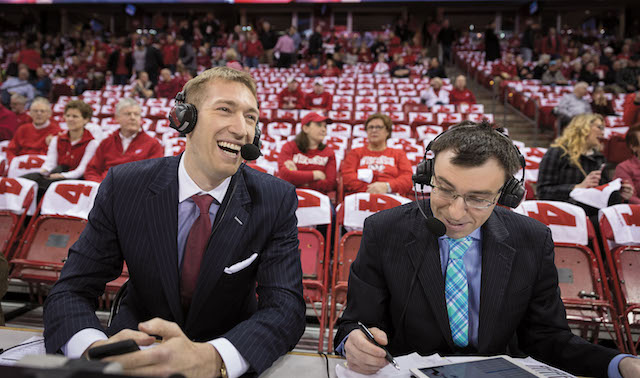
[43,155,306,376]
[335,201,619,378]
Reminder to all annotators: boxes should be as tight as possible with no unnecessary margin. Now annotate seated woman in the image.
[277,112,336,194]
[131,71,154,99]
[23,100,99,197]
[615,126,640,204]
[591,86,615,116]
[341,113,412,195]
[537,113,634,216]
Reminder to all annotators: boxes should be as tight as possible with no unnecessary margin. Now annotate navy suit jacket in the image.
[44,155,306,375]
[334,201,619,378]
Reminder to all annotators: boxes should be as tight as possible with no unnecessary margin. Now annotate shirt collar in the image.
[438,226,482,242]
[119,131,138,142]
[178,154,231,204]
[33,120,50,130]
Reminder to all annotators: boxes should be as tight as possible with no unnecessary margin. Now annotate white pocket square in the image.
[224,253,258,274]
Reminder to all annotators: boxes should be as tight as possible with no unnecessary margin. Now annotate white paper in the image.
[335,353,447,378]
[0,336,46,366]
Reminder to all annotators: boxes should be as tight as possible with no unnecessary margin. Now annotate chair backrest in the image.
[296,189,332,283]
[295,189,332,228]
[41,180,101,220]
[514,200,590,245]
[599,204,640,248]
[342,192,411,231]
[0,177,37,216]
[613,246,640,306]
[7,154,47,178]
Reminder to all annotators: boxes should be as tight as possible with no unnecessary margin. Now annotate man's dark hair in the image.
[430,120,521,181]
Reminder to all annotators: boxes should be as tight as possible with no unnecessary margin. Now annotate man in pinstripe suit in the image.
[335,123,640,377]
[43,67,306,377]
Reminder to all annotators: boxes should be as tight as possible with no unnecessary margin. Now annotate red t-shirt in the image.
[162,44,179,66]
[623,93,640,128]
[305,92,333,111]
[341,146,413,195]
[277,140,337,194]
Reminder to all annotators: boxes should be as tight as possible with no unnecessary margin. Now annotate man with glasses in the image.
[6,97,61,161]
[335,122,640,377]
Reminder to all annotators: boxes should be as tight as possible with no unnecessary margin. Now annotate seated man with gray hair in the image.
[6,97,61,161]
[84,98,162,182]
[555,81,592,129]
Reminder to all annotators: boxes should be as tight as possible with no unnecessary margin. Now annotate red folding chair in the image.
[515,200,626,352]
[10,180,100,304]
[0,178,37,260]
[599,204,640,353]
[328,193,411,351]
[295,189,333,352]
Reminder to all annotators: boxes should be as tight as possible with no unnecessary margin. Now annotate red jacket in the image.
[16,112,32,127]
[305,92,333,111]
[242,40,263,58]
[6,121,61,161]
[155,78,181,99]
[449,88,477,105]
[84,131,163,182]
[541,35,565,56]
[277,140,336,194]
[162,43,179,66]
[341,146,413,195]
[0,105,18,141]
[615,156,640,204]
[277,88,305,109]
[622,93,640,128]
[57,130,95,170]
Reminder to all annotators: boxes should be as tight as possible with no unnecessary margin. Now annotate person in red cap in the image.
[277,112,336,194]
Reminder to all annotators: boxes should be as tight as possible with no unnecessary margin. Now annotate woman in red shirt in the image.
[277,112,336,194]
[23,100,98,197]
[341,113,413,195]
[615,127,640,204]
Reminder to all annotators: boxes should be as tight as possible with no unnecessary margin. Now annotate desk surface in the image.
[0,327,343,378]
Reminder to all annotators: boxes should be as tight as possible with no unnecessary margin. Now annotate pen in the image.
[357,321,399,370]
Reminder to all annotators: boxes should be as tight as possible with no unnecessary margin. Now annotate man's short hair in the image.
[65,100,94,120]
[10,94,27,104]
[430,120,521,181]
[182,66,257,109]
[30,97,51,108]
[115,98,141,116]
[574,81,589,90]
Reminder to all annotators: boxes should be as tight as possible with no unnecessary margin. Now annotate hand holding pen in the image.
[343,322,399,374]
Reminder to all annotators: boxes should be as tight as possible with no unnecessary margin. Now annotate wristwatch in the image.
[219,361,228,378]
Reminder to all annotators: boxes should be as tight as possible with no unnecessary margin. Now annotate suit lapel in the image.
[186,168,252,325]
[477,211,516,353]
[145,155,183,325]
[407,203,455,350]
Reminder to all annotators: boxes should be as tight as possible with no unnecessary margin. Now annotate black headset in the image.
[168,89,262,150]
[412,125,526,209]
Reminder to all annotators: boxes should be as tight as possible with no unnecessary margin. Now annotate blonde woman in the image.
[537,113,634,215]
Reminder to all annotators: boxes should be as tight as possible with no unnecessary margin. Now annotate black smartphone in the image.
[87,339,140,360]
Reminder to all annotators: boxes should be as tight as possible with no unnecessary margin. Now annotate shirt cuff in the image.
[209,338,250,378]
[335,334,350,357]
[61,328,108,358]
[608,353,638,378]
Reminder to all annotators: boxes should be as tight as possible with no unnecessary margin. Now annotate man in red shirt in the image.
[277,78,305,110]
[6,97,61,161]
[155,68,181,99]
[18,43,42,78]
[305,79,333,111]
[84,98,163,182]
[9,94,32,126]
[0,104,18,141]
[623,91,640,128]
[161,35,179,73]
[241,32,263,69]
[449,75,477,105]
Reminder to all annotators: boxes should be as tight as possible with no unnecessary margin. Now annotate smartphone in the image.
[87,339,140,360]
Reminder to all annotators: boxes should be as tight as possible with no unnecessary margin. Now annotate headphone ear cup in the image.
[168,103,198,134]
[412,158,433,186]
[252,125,261,149]
[497,177,525,208]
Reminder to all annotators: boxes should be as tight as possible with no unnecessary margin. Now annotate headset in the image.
[412,124,527,209]
[168,89,262,152]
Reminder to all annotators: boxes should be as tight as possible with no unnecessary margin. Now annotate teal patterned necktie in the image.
[445,236,473,347]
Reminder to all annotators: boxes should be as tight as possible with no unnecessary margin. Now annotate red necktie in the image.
[180,194,215,312]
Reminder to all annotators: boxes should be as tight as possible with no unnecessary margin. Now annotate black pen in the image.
[357,321,399,370]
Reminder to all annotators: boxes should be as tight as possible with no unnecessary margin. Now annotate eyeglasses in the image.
[430,177,501,209]
[366,125,386,131]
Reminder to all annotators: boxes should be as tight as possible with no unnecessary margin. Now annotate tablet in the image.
[410,356,547,378]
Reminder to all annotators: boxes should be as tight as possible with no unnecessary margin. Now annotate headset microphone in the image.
[240,143,261,161]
